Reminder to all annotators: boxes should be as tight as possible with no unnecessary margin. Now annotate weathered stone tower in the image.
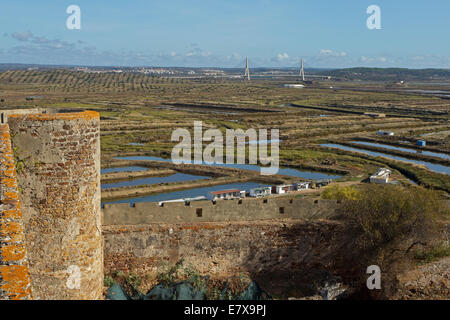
[0,124,32,300]
[6,111,103,299]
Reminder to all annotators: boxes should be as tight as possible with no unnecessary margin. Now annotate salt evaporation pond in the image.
[351,141,450,160]
[114,156,342,180]
[321,144,449,175]
[102,173,210,189]
[101,166,149,174]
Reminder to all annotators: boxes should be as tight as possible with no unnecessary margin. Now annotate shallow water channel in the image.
[321,144,449,175]
[114,156,342,180]
[102,181,269,205]
[351,141,450,160]
[102,172,210,189]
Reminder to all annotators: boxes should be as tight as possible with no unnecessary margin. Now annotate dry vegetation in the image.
[323,184,449,298]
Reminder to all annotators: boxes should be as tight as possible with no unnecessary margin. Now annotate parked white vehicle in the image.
[249,186,272,197]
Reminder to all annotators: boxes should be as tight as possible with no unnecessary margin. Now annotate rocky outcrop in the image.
[393,257,449,300]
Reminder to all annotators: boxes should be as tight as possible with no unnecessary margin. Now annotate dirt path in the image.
[101,169,175,182]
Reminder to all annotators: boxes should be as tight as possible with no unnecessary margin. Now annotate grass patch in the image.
[414,244,450,264]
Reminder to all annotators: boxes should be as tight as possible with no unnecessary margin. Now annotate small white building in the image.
[249,186,272,197]
[272,184,294,194]
[370,168,392,184]
[210,189,242,200]
[283,84,305,89]
[293,182,310,191]
[377,130,394,136]
[158,196,206,206]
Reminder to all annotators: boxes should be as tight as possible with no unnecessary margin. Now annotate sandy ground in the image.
[101,169,175,182]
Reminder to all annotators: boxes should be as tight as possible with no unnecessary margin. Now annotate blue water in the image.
[102,173,210,189]
[351,141,450,160]
[321,144,449,175]
[247,139,281,145]
[114,156,341,180]
[103,182,269,204]
[420,130,450,137]
[101,166,149,174]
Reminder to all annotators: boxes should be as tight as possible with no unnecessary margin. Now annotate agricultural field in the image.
[1,69,449,196]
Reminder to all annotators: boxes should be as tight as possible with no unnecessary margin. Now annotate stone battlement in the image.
[0,108,52,124]
[102,198,339,225]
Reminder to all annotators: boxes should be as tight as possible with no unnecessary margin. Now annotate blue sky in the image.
[0,0,449,68]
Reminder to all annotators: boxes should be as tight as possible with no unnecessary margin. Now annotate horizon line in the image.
[0,62,449,71]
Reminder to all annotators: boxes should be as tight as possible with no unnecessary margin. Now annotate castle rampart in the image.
[0,108,52,125]
[103,219,347,298]
[102,198,339,225]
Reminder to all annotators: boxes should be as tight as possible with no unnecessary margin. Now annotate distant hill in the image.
[317,67,450,81]
[0,63,75,72]
[1,64,449,82]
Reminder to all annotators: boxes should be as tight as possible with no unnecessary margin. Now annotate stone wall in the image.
[103,219,353,298]
[0,108,52,124]
[8,111,103,300]
[103,198,348,297]
[102,198,339,225]
[0,124,32,300]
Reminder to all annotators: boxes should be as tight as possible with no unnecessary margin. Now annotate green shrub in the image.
[341,185,443,253]
[126,272,141,288]
[104,276,115,287]
[322,185,361,201]
[156,259,184,287]
[338,184,447,297]
[182,263,206,290]
[414,244,450,264]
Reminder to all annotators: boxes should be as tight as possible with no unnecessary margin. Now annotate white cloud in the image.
[358,55,390,65]
[320,49,347,57]
[319,49,333,55]
[2,32,450,68]
[276,53,289,61]
[11,31,33,41]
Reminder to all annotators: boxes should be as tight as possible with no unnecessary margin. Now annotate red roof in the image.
[210,189,241,195]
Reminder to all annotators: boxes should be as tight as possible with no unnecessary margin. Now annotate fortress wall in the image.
[102,198,339,225]
[0,108,53,124]
[103,219,350,297]
[8,111,103,300]
[0,124,32,300]
[102,198,345,296]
